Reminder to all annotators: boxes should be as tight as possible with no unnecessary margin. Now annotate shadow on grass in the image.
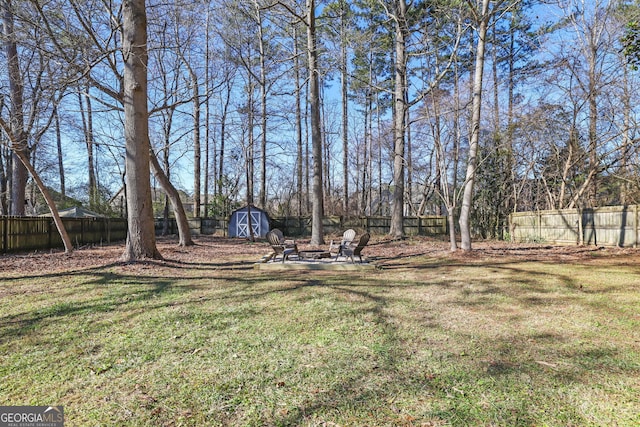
[2,251,638,426]
[261,278,581,426]
[0,258,276,343]
[260,269,637,425]
[0,273,174,339]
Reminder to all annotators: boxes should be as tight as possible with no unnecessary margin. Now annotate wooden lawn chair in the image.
[341,232,370,263]
[266,229,298,263]
[329,229,356,259]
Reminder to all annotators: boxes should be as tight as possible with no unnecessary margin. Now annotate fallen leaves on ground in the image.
[0,234,636,277]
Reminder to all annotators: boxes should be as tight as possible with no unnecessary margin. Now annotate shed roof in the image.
[41,206,105,218]
[230,204,268,215]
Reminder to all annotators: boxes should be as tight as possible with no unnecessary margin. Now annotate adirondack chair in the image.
[271,228,296,248]
[341,232,370,263]
[266,229,298,263]
[329,229,357,259]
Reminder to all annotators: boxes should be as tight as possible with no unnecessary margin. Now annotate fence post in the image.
[633,205,638,248]
[577,208,583,246]
[48,218,53,249]
[2,216,7,253]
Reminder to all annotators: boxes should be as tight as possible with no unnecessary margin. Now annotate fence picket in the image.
[1,215,449,253]
[0,217,128,253]
[509,205,639,247]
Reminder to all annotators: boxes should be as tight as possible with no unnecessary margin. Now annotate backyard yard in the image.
[1,235,639,426]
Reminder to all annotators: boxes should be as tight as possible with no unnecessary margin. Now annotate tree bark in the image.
[121,0,161,261]
[246,79,255,207]
[389,0,408,239]
[0,118,73,252]
[2,0,28,216]
[78,86,98,209]
[17,150,73,252]
[254,0,268,210]
[340,6,349,217]
[149,148,194,246]
[308,0,324,245]
[218,80,232,197]
[587,42,598,208]
[192,71,201,217]
[54,105,65,196]
[621,62,632,205]
[204,7,211,217]
[459,0,491,251]
[294,26,304,216]
[0,147,7,215]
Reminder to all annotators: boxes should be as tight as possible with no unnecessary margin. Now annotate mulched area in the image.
[0,235,637,276]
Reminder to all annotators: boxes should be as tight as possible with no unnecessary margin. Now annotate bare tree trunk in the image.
[305,85,310,214]
[121,0,161,261]
[254,0,268,210]
[450,63,461,250]
[149,149,194,246]
[19,150,73,251]
[361,98,369,215]
[192,71,201,218]
[389,0,408,239]
[54,104,65,196]
[79,86,98,209]
[160,69,176,234]
[203,106,210,218]
[430,78,458,251]
[218,80,232,197]
[246,80,255,207]
[17,150,73,252]
[0,145,7,215]
[0,117,73,252]
[507,13,517,237]
[204,7,211,217]
[406,107,413,215]
[459,0,491,251]
[376,90,383,215]
[247,202,255,242]
[308,0,324,245]
[322,95,331,211]
[3,0,27,216]
[621,62,631,205]
[294,26,304,217]
[340,11,349,217]
[587,48,598,208]
[162,139,170,235]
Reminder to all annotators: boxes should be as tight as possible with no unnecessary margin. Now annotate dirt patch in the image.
[0,235,636,276]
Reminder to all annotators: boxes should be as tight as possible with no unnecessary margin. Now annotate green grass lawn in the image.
[1,238,639,426]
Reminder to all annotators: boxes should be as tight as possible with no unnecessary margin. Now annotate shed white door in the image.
[236,211,261,237]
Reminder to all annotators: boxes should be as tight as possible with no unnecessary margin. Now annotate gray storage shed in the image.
[228,205,270,238]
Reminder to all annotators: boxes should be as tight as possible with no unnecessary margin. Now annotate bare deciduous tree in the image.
[121,0,161,261]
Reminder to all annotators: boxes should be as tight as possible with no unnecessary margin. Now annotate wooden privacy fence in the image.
[0,216,127,253]
[10,207,637,252]
[270,215,447,237]
[155,217,229,236]
[509,205,640,247]
[2,214,447,253]
[156,215,448,238]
